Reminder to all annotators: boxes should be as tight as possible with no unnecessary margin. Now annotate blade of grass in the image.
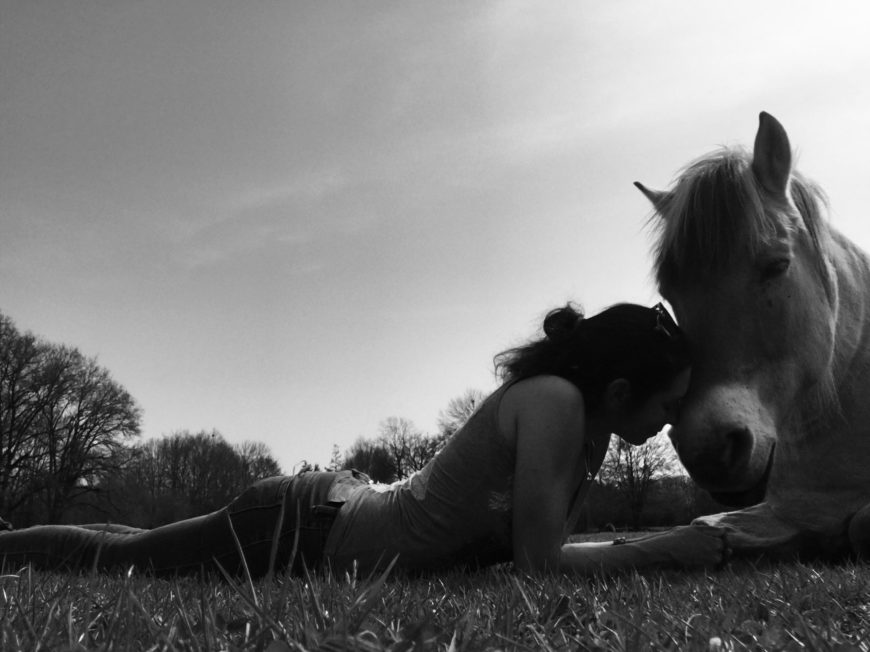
[89,529,107,577]
[224,511,258,609]
[265,489,289,592]
[170,578,201,652]
[100,571,131,647]
[33,599,58,652]
[511,576,538,619]
[126,587,179,652]
[346,554,399,632]
[199,570,216,652]
[212,558,286,639]
[301,561,327,632]
[287,500,301,578]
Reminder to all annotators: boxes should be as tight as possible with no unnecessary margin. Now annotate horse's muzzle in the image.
[708,444,775,507]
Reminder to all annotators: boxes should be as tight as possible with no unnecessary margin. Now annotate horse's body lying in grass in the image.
[637,112,870,558]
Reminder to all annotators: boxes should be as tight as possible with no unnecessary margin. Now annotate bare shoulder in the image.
[499,376,585,446]
[504,375,584,408]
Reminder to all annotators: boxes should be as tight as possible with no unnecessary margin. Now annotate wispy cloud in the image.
[177,167,381,269]
[230,168,349,212]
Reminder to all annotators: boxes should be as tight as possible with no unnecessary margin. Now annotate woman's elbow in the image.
[513,543,562,573]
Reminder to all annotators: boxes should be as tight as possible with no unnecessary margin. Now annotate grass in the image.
[1,547,870,650]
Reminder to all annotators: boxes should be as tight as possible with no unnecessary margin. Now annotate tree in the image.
[0,315,44,515]
[596,432,680,529]
[89,430,284,527]
[340,391,490,485]
[342,436,395,483]
[437,388,486,440]
[236,440,283,480]
[0,313,141,524]
[30,346,141,521]
[378,417,437,480]
[327,443,343,471]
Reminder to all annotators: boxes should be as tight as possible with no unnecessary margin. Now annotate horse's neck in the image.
[769,227,870,530]
[829,227,870,395]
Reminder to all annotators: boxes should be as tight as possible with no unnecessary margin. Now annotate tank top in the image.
[323,380,601,575]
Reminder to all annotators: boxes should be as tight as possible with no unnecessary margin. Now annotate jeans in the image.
[0,470,366,577]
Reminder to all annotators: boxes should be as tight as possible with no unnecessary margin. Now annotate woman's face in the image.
[617,368,690,445]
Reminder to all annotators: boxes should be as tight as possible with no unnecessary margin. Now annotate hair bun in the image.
[543,304,584,342]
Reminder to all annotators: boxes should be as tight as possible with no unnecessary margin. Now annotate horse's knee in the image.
[847,503,870,557]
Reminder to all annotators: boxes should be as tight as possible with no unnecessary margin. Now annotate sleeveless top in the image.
[323,380,603,575]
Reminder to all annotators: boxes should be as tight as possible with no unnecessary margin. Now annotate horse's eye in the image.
[760,258,790,282]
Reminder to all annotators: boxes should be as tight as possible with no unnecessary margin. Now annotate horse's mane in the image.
[651,146,841,423]
[651,147,831,293]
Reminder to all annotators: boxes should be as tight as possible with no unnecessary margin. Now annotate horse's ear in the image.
[752,111,792,197]
[634,181,670,216]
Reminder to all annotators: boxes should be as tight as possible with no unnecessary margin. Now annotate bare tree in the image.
[341,392,490,485]
[597,432,680,529]
[437,388,486,440]
[182,431,242,514]
[0,315,44,515]
[378,417,417,481]
[0,313,141,523]
[327,443,343,471]
[236,440,282,481]
[343,436,395,483]
[33,346,141,521]
[96,431,283,527]
[152,430,283,516]
[378,417,438,480]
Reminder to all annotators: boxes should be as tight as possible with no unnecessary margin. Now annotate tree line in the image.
[0,312,282,528]
[70,431,282,527]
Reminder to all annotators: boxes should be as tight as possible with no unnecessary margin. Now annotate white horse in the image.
[637,112,870,558]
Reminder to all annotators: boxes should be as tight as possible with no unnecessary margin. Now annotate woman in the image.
[0,303,725,577]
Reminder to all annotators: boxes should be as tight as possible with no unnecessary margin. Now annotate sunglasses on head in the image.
[652,303,679,339]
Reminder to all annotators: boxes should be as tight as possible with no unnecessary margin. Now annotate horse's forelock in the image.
[652,146,838,416]
[789,172,833,295]
[653,147,828,293]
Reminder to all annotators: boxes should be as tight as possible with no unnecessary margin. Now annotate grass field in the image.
[1,539,869,651]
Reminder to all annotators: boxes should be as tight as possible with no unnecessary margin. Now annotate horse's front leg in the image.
[847,502,870,557]
[692,502,805,558]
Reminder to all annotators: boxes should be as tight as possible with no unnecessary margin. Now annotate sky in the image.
[3,1,870,472]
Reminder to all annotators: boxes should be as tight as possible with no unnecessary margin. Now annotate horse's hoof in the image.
[848,504,870,558]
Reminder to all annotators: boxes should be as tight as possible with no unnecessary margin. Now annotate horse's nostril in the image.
[723,426,752,469]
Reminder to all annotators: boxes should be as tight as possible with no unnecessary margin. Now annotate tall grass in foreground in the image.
[0,559,869,651]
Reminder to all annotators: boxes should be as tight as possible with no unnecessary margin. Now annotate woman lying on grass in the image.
[0,303,726,578]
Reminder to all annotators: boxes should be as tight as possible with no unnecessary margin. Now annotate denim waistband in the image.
[277,469,369,574]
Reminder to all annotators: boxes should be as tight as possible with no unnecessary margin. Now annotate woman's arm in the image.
[505,376,592,572]
[505,376,727,573]
[559,524,727,574]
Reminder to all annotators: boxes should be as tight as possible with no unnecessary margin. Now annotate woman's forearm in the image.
[558,525,727,574]
[559,539,656,573]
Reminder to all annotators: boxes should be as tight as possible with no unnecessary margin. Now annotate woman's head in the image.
[495,302,691,418]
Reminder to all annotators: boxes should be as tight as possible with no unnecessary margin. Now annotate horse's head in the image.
[637,113,838,507]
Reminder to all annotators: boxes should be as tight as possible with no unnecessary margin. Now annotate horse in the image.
[636,112,870,558]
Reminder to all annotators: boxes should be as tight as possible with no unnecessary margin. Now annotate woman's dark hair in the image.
[494,302,690,413]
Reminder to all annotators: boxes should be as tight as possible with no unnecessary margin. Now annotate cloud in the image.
[231,168,349,212]
[177,167,380,269]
